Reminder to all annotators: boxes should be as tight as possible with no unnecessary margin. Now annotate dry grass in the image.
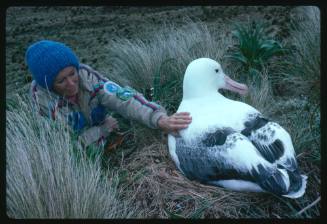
[107,136,320,218]
[107,19,232,112]
[6,95,140,218]
[273,6,320,103]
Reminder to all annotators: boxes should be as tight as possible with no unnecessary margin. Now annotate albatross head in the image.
[182,58,248,99]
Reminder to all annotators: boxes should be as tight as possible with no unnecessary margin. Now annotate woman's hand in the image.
[158,112,192,136]
[103,116,119,133]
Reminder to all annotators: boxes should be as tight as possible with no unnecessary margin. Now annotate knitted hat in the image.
[25,40,79,90]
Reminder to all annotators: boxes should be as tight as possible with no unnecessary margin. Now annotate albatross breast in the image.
[177,96,258,142]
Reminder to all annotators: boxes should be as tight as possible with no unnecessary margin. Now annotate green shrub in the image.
[226,21,285,73]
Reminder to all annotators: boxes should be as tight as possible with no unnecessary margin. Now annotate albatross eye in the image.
[215,69,219,73]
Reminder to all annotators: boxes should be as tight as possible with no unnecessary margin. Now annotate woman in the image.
[26,40,192,147]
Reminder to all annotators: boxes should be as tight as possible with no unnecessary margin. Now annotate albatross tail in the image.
[282,171,308,199]
[255,166,307,199]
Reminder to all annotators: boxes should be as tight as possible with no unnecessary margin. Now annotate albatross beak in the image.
[223,75,248,95]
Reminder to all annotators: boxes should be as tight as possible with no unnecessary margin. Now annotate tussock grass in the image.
[237,68,275,114]
[271,6,321,163]
[6,95,138,218]
[107,19,232,113]
[274,6,320,103]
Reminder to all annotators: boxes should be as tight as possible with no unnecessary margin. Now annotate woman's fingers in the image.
[174,112,190,116]
[173,116,192,121]
[158,112,192,133]
[171,118,192,125]
[105,117,119,131]
[174,112,192,119]
[170,124,189,129]
[171,112,192,125]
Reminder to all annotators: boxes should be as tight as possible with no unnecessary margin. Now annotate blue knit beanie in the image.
[26,40,79,90]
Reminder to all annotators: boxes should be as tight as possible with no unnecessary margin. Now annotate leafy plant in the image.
[227,21,285,72]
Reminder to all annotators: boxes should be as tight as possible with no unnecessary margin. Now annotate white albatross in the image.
[168,58,307,198]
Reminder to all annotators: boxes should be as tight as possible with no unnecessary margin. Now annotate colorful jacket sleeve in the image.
[29,80,60,119]
[79,64,168,129]
[29,80,113,147]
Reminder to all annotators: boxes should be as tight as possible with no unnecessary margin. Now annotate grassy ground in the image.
[6,6,320,218]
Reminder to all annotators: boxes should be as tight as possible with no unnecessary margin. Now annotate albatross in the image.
[168,58,307,198]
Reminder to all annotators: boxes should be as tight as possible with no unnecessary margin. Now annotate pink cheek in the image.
[67,79,78,87]
[71,77,79,85]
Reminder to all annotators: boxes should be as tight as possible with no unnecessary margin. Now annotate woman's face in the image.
[53,66,79,97]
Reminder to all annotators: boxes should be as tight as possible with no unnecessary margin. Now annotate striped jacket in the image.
[30,64,167,147]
